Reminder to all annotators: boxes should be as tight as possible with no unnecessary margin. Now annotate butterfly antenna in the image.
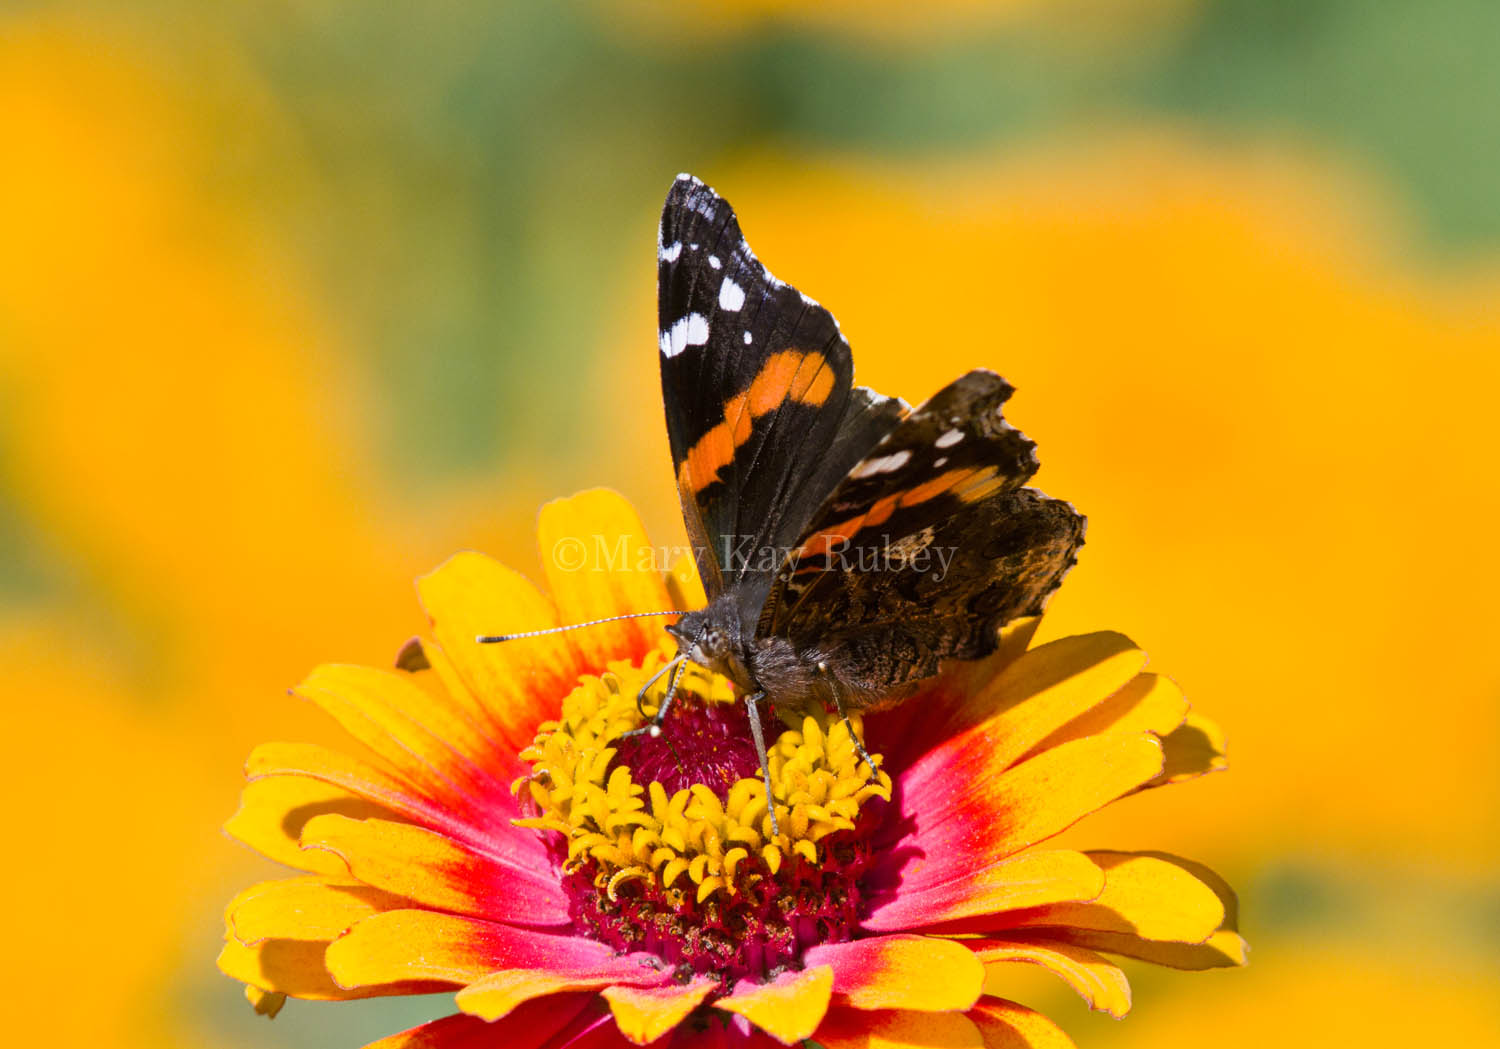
[476,610,687,644]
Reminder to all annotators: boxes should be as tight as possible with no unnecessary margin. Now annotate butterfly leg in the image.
[821,663,880,778]
[744,690,781,836]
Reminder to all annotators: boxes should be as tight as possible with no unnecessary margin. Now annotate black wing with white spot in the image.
[658,175,904,606]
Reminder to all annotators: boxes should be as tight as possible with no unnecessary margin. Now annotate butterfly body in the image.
[654,175,1085,803]
[667,600,886,719]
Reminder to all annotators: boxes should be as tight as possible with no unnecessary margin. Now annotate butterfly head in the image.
[666,601,753,691]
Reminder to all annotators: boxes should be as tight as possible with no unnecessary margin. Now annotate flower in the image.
[219,487,1243,1048]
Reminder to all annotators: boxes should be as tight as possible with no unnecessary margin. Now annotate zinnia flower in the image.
[220,488,1243,1047]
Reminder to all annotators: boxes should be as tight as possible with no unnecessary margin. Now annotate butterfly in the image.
[649,174,1086,821]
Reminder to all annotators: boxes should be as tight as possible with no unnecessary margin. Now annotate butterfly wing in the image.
[658,175,905,607]
[760,369,1085,699]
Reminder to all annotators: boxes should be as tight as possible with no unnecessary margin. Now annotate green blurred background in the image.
[3,1,1498,1046]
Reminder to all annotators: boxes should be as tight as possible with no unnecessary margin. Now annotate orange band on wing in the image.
[790,465,1005,568]
[677,351,833,496]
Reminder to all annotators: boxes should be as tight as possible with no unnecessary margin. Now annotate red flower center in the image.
[514,651,893,990]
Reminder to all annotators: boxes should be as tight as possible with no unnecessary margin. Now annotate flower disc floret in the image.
[515,644,892,983]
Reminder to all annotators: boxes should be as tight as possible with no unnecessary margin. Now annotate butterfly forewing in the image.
[658,175,900,607]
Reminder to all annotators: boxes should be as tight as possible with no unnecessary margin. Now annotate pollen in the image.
[513,642,892,983]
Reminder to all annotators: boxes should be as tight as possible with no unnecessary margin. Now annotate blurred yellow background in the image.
[2,2,1497,1046]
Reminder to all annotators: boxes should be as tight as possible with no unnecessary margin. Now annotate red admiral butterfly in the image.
[488,175,1085,829]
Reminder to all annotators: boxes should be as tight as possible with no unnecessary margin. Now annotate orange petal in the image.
[1140,711,1229,789]
[888,732,1164,878]
[292,663,510,810]
[967,999,1076,1049]
[226,876,404,946]
[417,551,584,753]
[217,936,446,1000]
[602,976,718,1045]
[225,772,397,874]
[536,488,676,669]
[863,849,1104,933]
[813,1005,984,1049]
[806,934,983,1012]
[1023,672,1188,761]
[974,938,1131,1018]
[715,965,834,1043]
[299,814,568,927]
[1007,850,1225,943]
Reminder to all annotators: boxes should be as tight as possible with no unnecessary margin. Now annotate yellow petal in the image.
[976,938,1132,1018]
[1065,928,1250,970]
[1050,852,1246,969]
[292,663,506,803]
[324,909,508,987]
[666,551,707,610]
[715,965,834,1043]
[602,976,717,1044]
[298,813,568,926]
[1023,672,1188,761]
[224,773,394,874]
[245,986,285,1018]
[864,849,1104,933]
[806,934,984,1012]
[217,936,440,1000]
[1142,711,1229,789]
[457,968,642,1023]
[226,876,404,946]
[536,489,676,670]
[902,732,1164,868]
[968,998,1077,1049]
[359,1001,597,1049]
[813,1006,984,1049]
[972,632,1147,769]
[1000,851,1224,944]
[395,636,508,752]
[417,551,583,753]
[245,742,447,829]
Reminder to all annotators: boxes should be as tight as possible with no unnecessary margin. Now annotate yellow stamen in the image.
[514,643,892,907]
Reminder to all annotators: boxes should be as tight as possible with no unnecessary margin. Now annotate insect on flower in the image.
[220,175,1242,1049]
[482,174,1085,831]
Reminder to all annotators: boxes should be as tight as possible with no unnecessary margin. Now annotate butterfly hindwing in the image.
[760,369,1085,699]
[658,175,903,606]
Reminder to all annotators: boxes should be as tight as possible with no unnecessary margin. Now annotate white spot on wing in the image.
[935,428,964,448]
[849,450,912,479]
[934,456,948,468]
[660,313,710,357]
[743,331,752,345]
[719,277,745,312]
[659,241,682,263]
[708,255,721,269]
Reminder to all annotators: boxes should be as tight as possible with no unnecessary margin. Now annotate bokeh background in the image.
[4,1,1498,1046]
